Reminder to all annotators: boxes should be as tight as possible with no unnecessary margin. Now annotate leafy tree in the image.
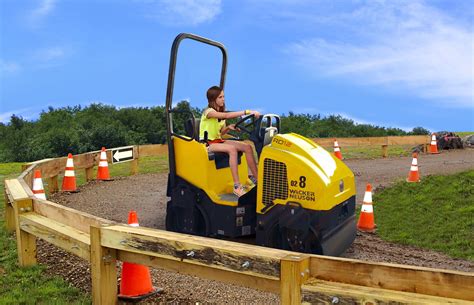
[410,127,430,135]
[0,103,428,162]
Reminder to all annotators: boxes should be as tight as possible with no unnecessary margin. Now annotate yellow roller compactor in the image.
[165,33,356,256]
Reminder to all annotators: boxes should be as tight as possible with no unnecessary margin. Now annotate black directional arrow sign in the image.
[111,146,134,164]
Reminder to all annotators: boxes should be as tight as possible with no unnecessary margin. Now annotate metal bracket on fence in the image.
[102,254,114,264]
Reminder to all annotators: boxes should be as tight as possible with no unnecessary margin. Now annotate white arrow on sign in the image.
[112,146,134,163]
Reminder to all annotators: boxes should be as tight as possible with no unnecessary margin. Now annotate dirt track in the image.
[41,149,474,303]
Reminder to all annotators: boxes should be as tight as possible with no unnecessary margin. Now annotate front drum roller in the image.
[261,203,324,254]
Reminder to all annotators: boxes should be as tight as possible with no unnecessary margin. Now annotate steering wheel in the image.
[234,114,256,135]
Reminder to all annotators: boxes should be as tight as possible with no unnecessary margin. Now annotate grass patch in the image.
[320,145,415,159]
[373,170,474,260]
[456,131,473,137]
[0,164,90,304]
[0,163,24,176]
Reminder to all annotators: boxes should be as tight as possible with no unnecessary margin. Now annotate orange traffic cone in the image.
[119,211,158,300]
[96,147,111,180]
[128,210,139,227]
[407,152,420,183]
[357,183,376,232]
[32,170,47,200]
[333,139,343,160]
[429,134,439,154]
[61,153,77,192]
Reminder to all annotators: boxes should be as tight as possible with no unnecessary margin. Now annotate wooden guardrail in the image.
[4,143,473,305]
[312,135,431,157]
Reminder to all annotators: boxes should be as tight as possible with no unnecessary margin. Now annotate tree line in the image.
[0,101,429,162]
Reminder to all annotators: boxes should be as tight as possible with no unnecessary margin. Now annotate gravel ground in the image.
[39,148,474,303]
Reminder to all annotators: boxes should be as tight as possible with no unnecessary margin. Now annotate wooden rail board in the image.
[73,152,98,169]
[387,135,430,145]
[302,279,472,305]
[31,158,66,178]
[138,144,168,157]
[5,179,30,201]
[18,164,35,189]
[312,135,430,147]
[24,154,97,179]
[118,250,280,294]
[33,199,114,234]
[309,256,474,301]
[18,178,34,197]
[100,225,296,278]
[20,213,91,261]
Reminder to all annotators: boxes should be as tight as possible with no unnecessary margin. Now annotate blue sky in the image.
[1,0,473,132]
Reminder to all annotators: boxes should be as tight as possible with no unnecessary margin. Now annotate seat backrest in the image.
[184,118,200,140]
[263,126,278,146]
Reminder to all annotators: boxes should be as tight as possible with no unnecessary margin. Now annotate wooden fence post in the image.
[85,167,94,182]
[280,254,310,305]
[381,145,388,158]
[90,225,117,305]
[130,159,138,176]
[49,175,59,194]
[13,198,37,266]
[130,146,139,175]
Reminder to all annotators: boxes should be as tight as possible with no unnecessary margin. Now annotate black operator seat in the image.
[184,118,241,169]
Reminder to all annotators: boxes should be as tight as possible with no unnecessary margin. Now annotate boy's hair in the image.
[207,86,225,112]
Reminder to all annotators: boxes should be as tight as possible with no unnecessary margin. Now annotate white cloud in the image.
[284,1,474,108]
[32,0,56,17]
[31,46,71,68]
[34,47,66,62]
[0,46,70,75]
[28,0,56,26]
[144,0,222,26]
[0,60,21,75]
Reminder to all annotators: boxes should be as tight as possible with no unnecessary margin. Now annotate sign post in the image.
[111,146,134,164]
